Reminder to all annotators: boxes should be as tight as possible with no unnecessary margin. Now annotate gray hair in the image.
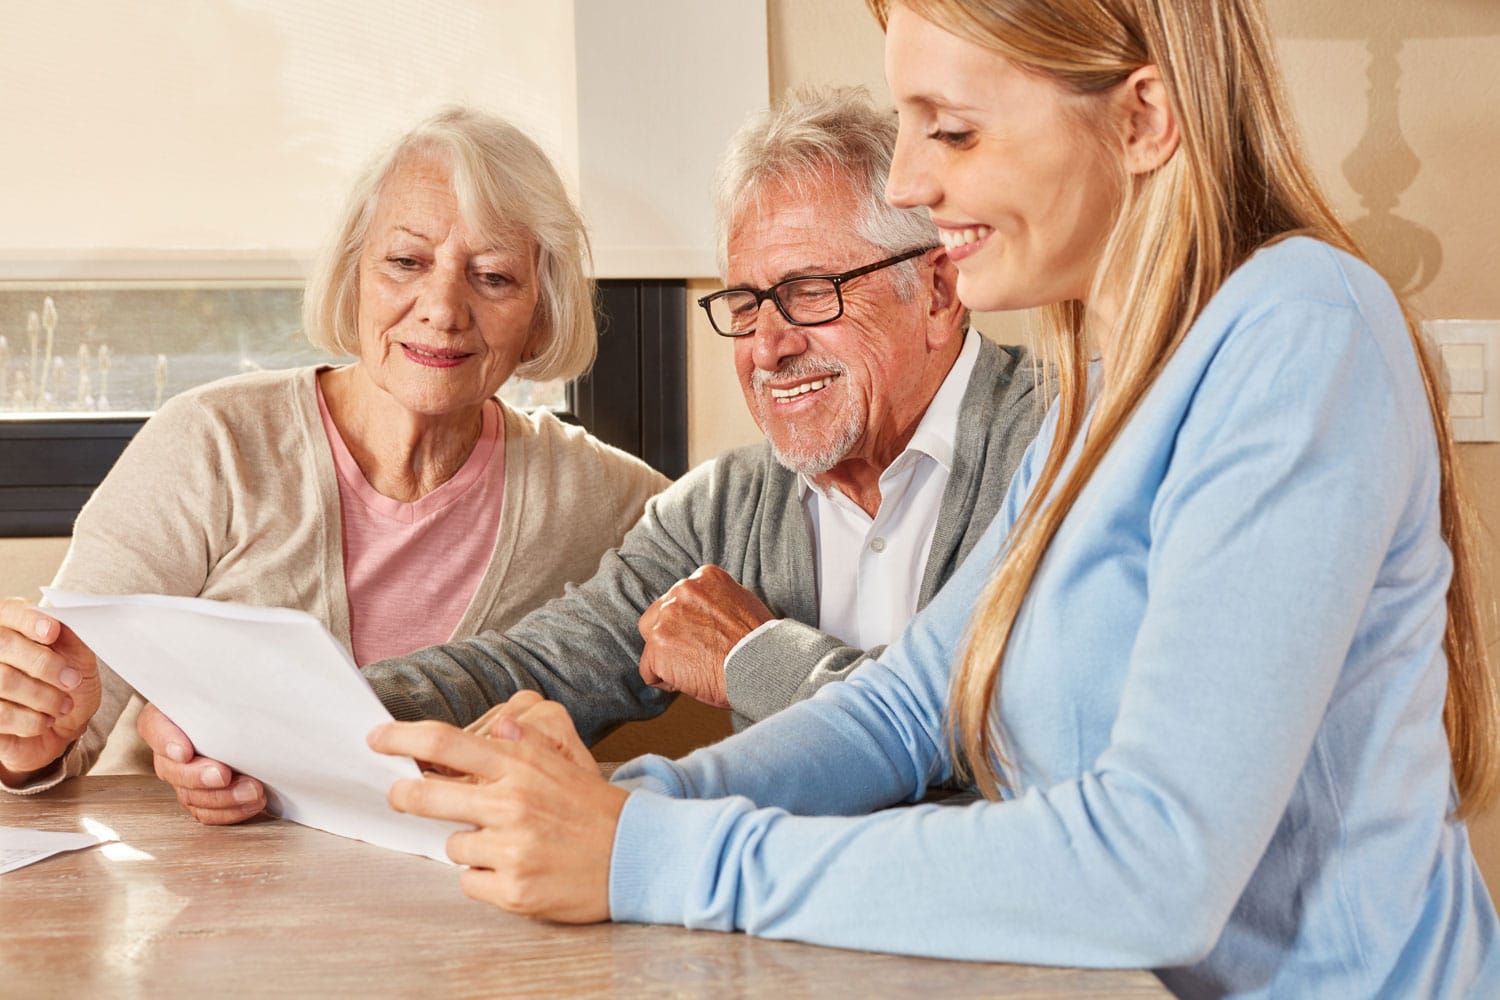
[303,106,596,382]
[713,86,938,296]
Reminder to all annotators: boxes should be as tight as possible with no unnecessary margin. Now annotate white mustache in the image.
[751,357,848,394]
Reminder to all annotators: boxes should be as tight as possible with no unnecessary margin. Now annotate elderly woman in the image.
[0,107,668,818]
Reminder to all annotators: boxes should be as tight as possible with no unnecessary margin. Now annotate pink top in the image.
[317,384,506,667]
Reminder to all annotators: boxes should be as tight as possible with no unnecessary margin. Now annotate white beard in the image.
[751,358,862,476]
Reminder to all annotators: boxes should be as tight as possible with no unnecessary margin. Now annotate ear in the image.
[924,248,966,350]
[1116,65,1179,175]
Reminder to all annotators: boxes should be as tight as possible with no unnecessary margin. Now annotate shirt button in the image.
[870,537,887,553]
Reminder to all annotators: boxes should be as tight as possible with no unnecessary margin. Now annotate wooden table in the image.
[2,777,1169,998]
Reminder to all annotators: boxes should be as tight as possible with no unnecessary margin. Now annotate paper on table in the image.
[43,589,464,863]
[0,826,113,875]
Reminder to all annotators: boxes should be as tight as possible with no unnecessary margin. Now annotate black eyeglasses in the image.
[697,246,937,337]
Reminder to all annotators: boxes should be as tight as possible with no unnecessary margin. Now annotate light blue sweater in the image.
[608,238,1500,998]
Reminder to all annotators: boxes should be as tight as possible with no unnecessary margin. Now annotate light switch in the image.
[1450,394,1484,419]
[1440,344,1486,394]
[1425,320,1500,443]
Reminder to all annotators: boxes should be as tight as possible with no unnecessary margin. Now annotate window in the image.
[0,279,685,536]
[0,282,568,417]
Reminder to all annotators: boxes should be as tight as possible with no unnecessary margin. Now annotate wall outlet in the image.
[1424,320,1500,443]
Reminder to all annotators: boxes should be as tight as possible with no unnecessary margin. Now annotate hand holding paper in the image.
[136,701,268,826]
[43,589,463,862]
[0,598,102,782]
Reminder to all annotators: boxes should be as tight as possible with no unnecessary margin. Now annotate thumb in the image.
[138,702,194,763]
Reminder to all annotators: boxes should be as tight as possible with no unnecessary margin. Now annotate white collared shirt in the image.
[801,329,979,648]
[724,330,981,674]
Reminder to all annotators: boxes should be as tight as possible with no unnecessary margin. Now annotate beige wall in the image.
[0,537,70,602]
[759,0,1500,891]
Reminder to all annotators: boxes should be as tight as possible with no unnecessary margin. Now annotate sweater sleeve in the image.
[3,392,228,792]
[364,464,712,744]
[722,621,887,724]
[608,295,1425,968]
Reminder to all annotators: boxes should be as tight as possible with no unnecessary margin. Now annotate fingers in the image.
[138,701,264,825]
[370,720,518,782]
[152,746,265,825]
[457,864,575,921]
[388,772,502,827]
[637,649,667,691]
[0,663,73,729]
[0,598,61,645]
[154,749,265,825]
[0,620,80,722]
[637,595,669,689]
[166,771,266,825]
[463,690,545,736]
[636,592,665,643]
[0,603,101,757]
[460,695,594,774]
[374,712,595,800]
[137,701,195,763]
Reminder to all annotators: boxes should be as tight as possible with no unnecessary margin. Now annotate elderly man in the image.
[141,89,1042,822]
[359,87,1041,740]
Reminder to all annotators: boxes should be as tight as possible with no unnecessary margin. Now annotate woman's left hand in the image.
[368,707,626,924]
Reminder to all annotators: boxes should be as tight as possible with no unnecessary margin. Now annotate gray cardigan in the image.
[365,338,1042,743]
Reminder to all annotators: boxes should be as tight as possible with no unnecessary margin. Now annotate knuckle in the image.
[401,777,440,815]
[7,710,47,739]
[506,690,543,712]
[490,874,541,915]
[405,722,458,761]
[1,638,52,683]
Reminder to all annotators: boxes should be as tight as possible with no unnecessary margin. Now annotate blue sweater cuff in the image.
[610,790,735,927]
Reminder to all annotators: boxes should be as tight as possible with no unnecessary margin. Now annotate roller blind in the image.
[0,0,767,280]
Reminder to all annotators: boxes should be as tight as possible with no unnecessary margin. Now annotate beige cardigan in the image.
[9,366,667,791]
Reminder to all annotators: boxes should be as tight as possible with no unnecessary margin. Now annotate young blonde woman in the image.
[369,2,1500,995]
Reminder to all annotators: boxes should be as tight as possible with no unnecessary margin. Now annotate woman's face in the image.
[354,156,540,417]
[883,4,1121,315]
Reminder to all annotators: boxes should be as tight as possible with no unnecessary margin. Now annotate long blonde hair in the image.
[869,0,1497,816]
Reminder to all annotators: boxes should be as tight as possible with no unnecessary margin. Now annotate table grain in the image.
[1,776,1169,999]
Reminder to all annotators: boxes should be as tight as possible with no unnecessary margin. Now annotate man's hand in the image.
[636,565,774,709]
[370,707,626,924]
[0,599,102,783]
[137,702,265,824]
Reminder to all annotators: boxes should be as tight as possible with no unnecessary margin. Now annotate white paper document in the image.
[43,589,464,863]
[0,825,113,876]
